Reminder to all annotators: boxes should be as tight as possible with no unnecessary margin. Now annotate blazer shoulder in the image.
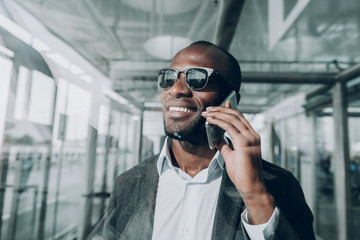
[116,154,159,184]
[261,160,315,239]
[261,159,293,181]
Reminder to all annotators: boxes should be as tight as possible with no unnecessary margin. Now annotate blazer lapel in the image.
[211,170,246,240]
[118,155,160,240]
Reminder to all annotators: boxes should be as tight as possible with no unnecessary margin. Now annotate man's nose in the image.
[169,73,192,97]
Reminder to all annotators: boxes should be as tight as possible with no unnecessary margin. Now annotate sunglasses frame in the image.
[157,67,226,90]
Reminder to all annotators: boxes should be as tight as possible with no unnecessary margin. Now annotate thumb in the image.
[216,139,233,163]
[225,100,231,108]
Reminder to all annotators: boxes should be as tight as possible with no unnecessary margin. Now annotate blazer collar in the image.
[211,170,245,240]
[118,154,160,240]
[125,154,245,240]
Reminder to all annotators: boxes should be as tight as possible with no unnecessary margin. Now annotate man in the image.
[93,41,315,240]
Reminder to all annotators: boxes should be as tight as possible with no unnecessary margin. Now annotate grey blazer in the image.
[89,154,315,240]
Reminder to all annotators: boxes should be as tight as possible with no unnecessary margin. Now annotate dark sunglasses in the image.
[157,67,227,90]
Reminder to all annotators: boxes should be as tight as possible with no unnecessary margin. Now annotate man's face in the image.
[160,45,230,143]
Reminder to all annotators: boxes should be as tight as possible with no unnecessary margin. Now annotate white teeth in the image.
[169,106,194,113]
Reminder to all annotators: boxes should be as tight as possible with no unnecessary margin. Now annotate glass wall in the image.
[315,115,337,240]
[262,80,360,239]
[0,23,148,240]
[1,74,55,239]
[348,113,360,239]
[313,98,360,240]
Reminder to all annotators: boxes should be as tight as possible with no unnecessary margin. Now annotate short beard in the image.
[164,115,207,144]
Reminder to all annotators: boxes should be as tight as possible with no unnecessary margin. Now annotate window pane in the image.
[28,70,55,125]
[0,56,13,148]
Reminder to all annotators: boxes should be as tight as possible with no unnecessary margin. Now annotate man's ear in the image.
[236,93,241,104]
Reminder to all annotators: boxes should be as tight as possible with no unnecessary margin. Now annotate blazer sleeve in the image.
[265,169,315,240]
[86,155,160,240]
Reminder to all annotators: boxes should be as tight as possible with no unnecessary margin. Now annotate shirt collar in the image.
[156,137,225,176]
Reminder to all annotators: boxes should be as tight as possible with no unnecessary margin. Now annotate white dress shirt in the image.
[151,137,278,240]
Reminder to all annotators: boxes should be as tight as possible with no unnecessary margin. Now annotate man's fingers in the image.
[202,111,259,143]
[205,116,259,148]
[204,107,260,139]
[205,116,240,137]
[224,100,231,108]
[203,110,247,132]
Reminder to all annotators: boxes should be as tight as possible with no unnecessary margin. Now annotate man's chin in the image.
[163,114,207,141]
[164,126,207,144]
[166,132,185,141]
[167,132,202,143]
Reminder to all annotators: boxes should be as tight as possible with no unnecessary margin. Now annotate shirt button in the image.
[183,226,190,234]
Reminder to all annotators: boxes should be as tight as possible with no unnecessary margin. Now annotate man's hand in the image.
[201,101,275,225]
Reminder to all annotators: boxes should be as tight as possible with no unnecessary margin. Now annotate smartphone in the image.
[205,90,237,150]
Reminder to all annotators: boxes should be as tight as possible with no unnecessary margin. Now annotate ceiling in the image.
[7,0,360,113]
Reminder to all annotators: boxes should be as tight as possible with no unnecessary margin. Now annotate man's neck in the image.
[170,139,217,178]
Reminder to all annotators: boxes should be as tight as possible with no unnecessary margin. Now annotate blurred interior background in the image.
[0,0,359,239]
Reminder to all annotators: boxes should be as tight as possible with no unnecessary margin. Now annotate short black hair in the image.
[189,40,241,94]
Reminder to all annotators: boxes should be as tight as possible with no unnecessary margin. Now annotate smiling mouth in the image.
[169,106,195,113]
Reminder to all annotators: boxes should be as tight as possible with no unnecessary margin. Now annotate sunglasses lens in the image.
[158,68,210,90]
[186,68,208,89]
[158,69,177,88]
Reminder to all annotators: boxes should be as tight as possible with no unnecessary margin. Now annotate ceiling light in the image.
[143,35,192,60]
[0,45,14,57]
[0,14,32,44]
[144,102,162,108]
[121,0,201,15]
[102,89,129,104]
[322,107,333,113]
